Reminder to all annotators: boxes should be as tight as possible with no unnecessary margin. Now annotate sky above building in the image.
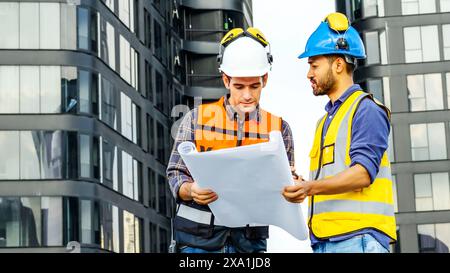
[253,0,336,253]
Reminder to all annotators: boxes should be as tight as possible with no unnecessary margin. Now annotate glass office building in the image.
[337,0,450,253]
[0,0,252,253]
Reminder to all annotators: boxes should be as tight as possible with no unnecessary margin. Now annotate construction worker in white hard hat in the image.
[283,12,397,253]
[166,28,296,253]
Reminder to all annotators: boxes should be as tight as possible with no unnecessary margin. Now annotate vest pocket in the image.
[322,143,335,166]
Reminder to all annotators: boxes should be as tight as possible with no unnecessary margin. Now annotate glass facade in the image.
[0,0,249,253]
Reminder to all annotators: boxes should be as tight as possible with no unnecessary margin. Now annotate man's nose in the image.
[241,88,252,100]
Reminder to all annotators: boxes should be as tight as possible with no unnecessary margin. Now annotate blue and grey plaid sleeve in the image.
[281,120,295,168]
[166,109,197,202]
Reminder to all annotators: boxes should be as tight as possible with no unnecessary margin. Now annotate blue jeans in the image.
[179,243,237,253]
[312,234,390,253]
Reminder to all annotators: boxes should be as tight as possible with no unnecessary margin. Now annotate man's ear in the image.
[334,57,346,74]
[262,73,269,87]
[222,74,231,89]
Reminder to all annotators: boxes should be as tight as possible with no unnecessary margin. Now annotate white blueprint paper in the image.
[178,131,308,240]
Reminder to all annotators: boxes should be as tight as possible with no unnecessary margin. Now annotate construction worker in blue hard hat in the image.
[282,12,397,253]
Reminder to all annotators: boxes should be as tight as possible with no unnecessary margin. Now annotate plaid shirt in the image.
[166,95,295,201]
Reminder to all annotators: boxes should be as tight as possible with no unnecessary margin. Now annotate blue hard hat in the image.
[298,13,366,60]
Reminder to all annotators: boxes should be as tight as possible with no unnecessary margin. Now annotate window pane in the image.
[121,93,133,140]
[40,66,61,113]
[0,132,20,179]
[428,123,447,160]
[368,79,383,102]
[122,151,134,199]
[102,139,117,189]
[379,30,388,64]
[422,25,440,62]
[20,66,40,113]
[119,0,131,29]
[410,123,428,147]
[60,4,77,50]
[77,8,89,50]
[112,205,120,252]
[419,0,436,13]
[443,25,450,60]
[99,18,116,70]
[123,210,136,253]
[120,35,131,84]
[435,223,450,253]
[79,70,91,113]
[158,175,167,215]
[19,3,39,49]
[415,174,432,197]
[80,135,91,177]
[402,0,419,15]
[363,0,378,17]
[442,0,450,12]
[425,74,443,110]
[20,132,41,179]
[39,3,60,49]
[81,200,92,244]
[0,66,20,113]
[101,76,117,129]
[410,123,430,161]
[41,131,63,179]
[383,77,391,110]
[447,73,450,109]
[404,27,422,63]
[408,74,426,111]
[365,31,380,65]
[0,3,19,48]
[432,173,450,210]
[392,175,398,212]
[418,224,436,251]
[41,197,63,246]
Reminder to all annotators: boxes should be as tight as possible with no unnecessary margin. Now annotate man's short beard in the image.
[314,68,336,96]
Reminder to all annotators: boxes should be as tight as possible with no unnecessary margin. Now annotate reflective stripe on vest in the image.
[308,90,397,241]
[177,204,212,225]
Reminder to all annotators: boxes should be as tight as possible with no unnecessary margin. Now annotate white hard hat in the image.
[218,37,272,77]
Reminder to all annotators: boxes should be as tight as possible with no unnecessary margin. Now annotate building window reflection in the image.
[0,131,63,180]
[404,25,440,63]
[442,0,450,12]
[0,2,65,49]
[410,123,447,161]
[0,197,63,248]
[363,0,384,18]
[443,24,450,60]
[123,210,142,253]
[407,73,444,111]
[121,151,142,202]
[402,0,437,15]
[414,172,450,211]
[418,223,450,253]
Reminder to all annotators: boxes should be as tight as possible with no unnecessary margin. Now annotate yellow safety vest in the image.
[308,90,397,241]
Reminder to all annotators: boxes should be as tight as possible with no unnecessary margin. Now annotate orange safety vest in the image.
[195,96,282,151]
